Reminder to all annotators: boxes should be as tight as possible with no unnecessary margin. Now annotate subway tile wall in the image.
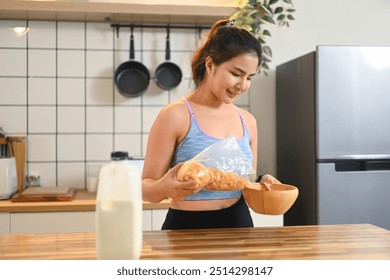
[0,20,251,189]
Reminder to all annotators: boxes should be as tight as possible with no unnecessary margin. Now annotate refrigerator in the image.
[276,45,390,229]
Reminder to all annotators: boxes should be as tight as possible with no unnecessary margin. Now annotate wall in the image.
[0,20,251,188]
[251,0,390,176]
[1,0,390,188]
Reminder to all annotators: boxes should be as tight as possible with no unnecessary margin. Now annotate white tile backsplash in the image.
[58,50,85,77]
[28,162,56,186]
[58,22,85,49]
[28,49,56,77]
[0,19,252,189]
[142,81,170,105]
[86,22,113,50]
[57,78,85,105]
[28,21,56,49]
[114,106,141,133]
[0,106,27,133]
[0,78,27,105]
[28,106,56,133]
[0,20,27,48]
[57,134,85,161]
[114,88,142,105]
[86,78,113,105]
[86,50,113,78]
[57,162,85,189]
[0,49,27,76]
[28,135,56,162]
[86,134,113,161]
[28,78,56,105]
[86,106,113,133]
[58,106,85,133]
[114,134,142,158]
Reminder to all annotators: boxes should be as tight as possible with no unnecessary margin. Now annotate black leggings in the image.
[161,195,254,230]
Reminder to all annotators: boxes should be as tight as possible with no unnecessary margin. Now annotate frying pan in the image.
[115,27,150,97]
[155,28,182,90]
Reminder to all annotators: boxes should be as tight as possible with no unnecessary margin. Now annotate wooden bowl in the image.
[243,183,299,215]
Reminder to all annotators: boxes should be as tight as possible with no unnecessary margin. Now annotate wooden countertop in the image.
[0,189,170,212]
[0,224,389,260]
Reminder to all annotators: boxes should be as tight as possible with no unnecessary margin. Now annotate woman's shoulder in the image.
[159,98,188,118]
[154,98,191,131]
[237,107,256,125]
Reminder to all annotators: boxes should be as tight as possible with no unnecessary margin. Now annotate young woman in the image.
[142,19,280,230]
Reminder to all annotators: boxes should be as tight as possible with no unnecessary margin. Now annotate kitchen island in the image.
[1,224,389,260]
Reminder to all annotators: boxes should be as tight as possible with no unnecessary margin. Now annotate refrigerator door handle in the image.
[335,158,390,172]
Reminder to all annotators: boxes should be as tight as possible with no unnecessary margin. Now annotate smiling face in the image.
[205,53,259,104]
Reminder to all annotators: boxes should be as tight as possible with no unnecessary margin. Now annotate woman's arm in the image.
[142,102,200,203]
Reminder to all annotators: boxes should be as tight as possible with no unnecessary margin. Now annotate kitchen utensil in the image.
[7,136,27,192]
[260,182,272,191]
[11,186,75,202]
[155,27,182,90]
[243,183,299,215]
[114,27,150,97]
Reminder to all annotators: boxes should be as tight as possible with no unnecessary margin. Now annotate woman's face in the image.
[206,53,259,103]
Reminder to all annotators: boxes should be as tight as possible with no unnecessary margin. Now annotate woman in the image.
[142,19,280,230]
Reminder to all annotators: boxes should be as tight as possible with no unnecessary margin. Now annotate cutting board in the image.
[11,186,75,202]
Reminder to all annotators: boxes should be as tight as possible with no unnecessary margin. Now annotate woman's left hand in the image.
[260,174,281,185]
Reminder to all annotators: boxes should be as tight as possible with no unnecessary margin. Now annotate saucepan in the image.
[114,27,150,97]
[155,27,182,90]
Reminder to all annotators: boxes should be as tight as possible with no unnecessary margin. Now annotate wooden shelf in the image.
[0,0,236,24]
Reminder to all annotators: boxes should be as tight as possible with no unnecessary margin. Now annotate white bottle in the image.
[95,151,142,260]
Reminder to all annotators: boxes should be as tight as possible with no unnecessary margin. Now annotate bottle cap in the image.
[111,151,129,160]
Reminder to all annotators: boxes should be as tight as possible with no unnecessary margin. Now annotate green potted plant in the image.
[230,0,295,74]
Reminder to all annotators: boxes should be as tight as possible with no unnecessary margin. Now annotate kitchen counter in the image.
[0,224,389,260]
[0,189,170,213]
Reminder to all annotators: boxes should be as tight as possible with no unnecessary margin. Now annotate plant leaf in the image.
[269,0,279,6]
[274,7,284,14]
[283,0,293,4]
[276,14,286,21]
[287,14,295,20]
[262,15,275,24]
[262,29,271,36]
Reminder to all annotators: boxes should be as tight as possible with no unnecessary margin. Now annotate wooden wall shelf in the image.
[0,0,236,24]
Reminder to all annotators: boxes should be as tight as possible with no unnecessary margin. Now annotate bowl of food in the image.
[243,183,299,215]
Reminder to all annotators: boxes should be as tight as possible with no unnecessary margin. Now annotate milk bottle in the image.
[95,151,142,259]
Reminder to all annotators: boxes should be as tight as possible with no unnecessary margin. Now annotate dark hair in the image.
[191,19,263,88]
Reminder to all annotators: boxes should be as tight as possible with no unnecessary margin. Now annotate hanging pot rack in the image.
[111,23,211,38]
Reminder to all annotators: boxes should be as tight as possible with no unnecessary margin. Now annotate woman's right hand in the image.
[163,163,201,200]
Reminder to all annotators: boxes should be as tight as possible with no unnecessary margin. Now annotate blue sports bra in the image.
[171,98,254,200]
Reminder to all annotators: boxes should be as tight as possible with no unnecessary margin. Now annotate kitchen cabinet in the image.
[11,211,95,234]
[0,0,235,24]
[151,209,168,230]
[0,190,282,234]
[0,212,10,235]
[3,209,281,234]
[8,210,166,234]
[250,210,283,227]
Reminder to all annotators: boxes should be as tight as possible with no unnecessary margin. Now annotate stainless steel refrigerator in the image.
[276,45,390,229]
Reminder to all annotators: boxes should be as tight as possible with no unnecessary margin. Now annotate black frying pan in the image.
[155,28,182,90]
[115,27,150,97]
